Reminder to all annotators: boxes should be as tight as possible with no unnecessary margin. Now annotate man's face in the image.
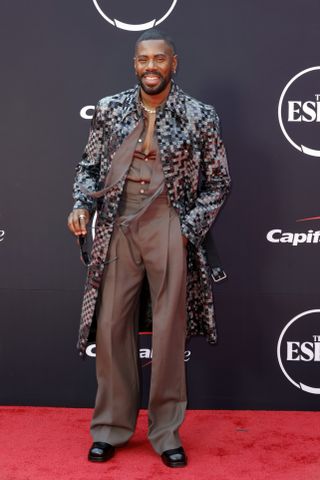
[134,39,177,96]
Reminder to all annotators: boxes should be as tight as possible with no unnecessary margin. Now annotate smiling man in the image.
[68,29,230,468]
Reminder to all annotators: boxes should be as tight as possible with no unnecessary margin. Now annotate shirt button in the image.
[140,189,145,194]
[141,180,145,185]
[144,158,148,162]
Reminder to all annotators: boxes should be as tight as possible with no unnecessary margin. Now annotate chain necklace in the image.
[141,102,156,114]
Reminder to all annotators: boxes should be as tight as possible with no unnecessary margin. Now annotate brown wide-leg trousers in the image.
[90,192,187,454]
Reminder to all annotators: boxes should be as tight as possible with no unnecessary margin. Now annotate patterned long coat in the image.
[73,82,231,356]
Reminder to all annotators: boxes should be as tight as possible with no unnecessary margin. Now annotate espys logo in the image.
[278,66,320,157]
[277,310,320,394]
[0,230,5,242]
[92,0,177,31]
[267,216,320,246]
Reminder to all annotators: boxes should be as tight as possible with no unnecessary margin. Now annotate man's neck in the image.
[140,81,172,109]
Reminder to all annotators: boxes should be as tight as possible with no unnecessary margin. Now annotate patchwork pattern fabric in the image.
[73,82,231,356]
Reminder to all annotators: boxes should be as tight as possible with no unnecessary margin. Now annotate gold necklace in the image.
[141,102,156,114]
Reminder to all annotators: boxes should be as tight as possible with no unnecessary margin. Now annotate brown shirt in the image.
[117,118,167,223]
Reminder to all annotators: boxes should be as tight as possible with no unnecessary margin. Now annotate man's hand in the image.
[68,209,90,236]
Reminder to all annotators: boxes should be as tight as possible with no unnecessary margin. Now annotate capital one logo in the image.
[277,310,320,394]
[266,215,320,246]
[267,228,320,246]
[86,343,192,366]
[278,66,320,157]
[92,0,177,31]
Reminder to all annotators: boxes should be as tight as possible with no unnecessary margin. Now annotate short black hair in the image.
[135,28,176,54]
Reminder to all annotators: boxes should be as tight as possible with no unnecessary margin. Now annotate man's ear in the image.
[173,54,178,74]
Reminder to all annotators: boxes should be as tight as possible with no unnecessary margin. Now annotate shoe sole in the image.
[161,459,188,468]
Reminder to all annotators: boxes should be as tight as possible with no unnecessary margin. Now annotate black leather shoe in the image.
[161,447,187,468]
[88,442,115,462]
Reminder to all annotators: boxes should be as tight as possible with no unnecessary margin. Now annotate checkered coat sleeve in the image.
[180,108,230,247]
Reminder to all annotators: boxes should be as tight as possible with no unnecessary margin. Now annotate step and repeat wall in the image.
[1,1,320,410]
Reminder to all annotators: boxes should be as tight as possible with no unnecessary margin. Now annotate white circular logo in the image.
[92,0,178,31]
[277,309,320,394]
[278,66,320,157]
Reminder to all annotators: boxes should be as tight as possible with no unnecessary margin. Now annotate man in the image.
[68,29,230,468]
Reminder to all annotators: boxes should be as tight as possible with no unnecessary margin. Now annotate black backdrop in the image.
[1,0,320,410]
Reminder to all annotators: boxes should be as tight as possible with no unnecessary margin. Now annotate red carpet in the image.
[0,407,319,480]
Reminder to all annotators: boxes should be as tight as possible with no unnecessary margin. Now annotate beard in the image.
[138,71,172,96]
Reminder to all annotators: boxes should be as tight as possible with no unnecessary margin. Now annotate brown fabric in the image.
[126,111,157,183]
[117,119,166,225]
[90,194,187,454]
